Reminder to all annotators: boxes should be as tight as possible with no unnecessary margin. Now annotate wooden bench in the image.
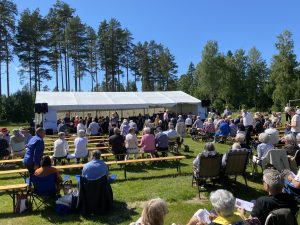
[0,183,28,212]
[0,156,185,179]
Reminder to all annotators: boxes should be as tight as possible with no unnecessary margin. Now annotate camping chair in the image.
[192,154,223,198]
[262,149,290,171]
[223,150,249,189]
[78,175,113,214]
[264,208,297,225]
[27,173,58,210]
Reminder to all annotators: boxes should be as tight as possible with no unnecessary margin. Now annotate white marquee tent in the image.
[35,91,205,131]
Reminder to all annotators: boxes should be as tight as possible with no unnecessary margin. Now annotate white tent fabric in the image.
[35,91,201,111]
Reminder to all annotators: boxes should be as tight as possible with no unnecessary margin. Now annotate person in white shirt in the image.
[67,130,88,163]
[77,119,86,134]
[241,109,254,145]
[285,103,291,122]
[185,115,193,128]
[125,127,139,160]
[288,107,300,136]
[53,132,69,164]
[88,119,100,136]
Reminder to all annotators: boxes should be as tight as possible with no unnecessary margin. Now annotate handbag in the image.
[15,193,28,213]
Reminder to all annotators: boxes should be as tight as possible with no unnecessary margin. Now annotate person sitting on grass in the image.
[34,155,63,192]
[140,127,156,158]
[53,132,69,165]
[82,150,108,180]
[0,132,10,160]
[67,129,88,163]
[125,127,139,160]
[240,169,298,225]
[193,142,218,173]
[130,198,169,225]
[187,189,243,225]
[10,129,26,157]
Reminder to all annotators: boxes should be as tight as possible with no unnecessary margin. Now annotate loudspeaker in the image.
[35,103,42,114]
[201,100,210,107]
[41,103,48,113]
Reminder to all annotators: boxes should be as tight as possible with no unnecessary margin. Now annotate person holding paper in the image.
[240,169,298,224]
[186,189,243,225]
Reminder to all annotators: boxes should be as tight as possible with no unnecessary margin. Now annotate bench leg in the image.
[124,164,127,179]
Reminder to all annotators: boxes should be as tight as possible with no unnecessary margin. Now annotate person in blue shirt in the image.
[214,119,231,143]
[23,127,45,174]
[82,150,108,180]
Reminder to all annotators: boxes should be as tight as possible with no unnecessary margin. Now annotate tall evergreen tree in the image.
[86,26,98,91]
[269,30,298,109]
[0,0,17,96]
[66,16,88,92]
[15,9,51,93]
[177,62,196,95]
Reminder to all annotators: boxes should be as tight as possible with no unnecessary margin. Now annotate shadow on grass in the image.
[0,200,138,225]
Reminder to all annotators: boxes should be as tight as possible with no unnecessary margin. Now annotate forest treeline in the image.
[0,0,299,117]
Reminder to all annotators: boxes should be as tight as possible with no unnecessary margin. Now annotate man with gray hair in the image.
[249,169,298,224]
[82,150,108,180]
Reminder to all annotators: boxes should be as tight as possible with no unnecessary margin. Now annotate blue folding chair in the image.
[27,173,58,210]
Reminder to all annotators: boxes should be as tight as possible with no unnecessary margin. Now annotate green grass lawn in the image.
[0,123,297,225]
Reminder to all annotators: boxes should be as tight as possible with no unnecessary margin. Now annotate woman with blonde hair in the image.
[130,198,169,225]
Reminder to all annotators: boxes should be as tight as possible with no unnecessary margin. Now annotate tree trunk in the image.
[59,46,64,91]
[67,49,70,91]
[34,50,38,92]
[0,33,2,96]
[126,63,129,91]
[95,69,98,92]
[29,50,32,93]
[55,59,58,91]
[64,48,68,91]
[117,64,120,92]
[5,37,9,96]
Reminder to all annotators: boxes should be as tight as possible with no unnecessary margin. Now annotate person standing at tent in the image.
[288,107,300,137]
[163,110,169,131]
[23,128,45,174]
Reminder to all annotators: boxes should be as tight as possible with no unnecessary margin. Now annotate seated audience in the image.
[237,123,246,136]
[155,127,169,157]
[229,119,237,137]
[193,116,203,129]
[243,169,298,224]
[283,133,300,157]
[57,120,67,133]
[2,128,10,144]
[203,118,215,135]
[19,127,32,145]
[125,127,139,159]
[109,124,117,137]
[88,119,100,136]
[0,132,10,160]
[235,133,250,149]
[140,127,156,157]
[254,114,264,135]
[264,124,279,145]
[10,129,25,157]
[222,142,249,167]
[120,119,130,137]
[164,124,179,142]
[252,133,274,170]
[187,189,243,225]
[213,119,231,142]
[185,115,193,128]
[82,150,108,180]
[109,128,126,161]
[67,130,88,162]
[154,114,161,127]
[34,155,63,192]
[77,119,86,133]
[129,120,138,132]
[130,198,168,225]
[53,132,69,164]
[175,120,186,138]
[193,142,218,172]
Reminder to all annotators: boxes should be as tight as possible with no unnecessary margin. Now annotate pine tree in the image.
[269,30,298,109]
[177,62,196,95]
[86,26,98,91]
[0,0,17,96]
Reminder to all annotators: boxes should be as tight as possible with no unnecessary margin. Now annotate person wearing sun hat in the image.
[19,127,32,145]
[1,128,10,145]
[10,129,26,157]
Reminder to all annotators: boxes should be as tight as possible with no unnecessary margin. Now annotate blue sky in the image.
[3,0,300,94]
